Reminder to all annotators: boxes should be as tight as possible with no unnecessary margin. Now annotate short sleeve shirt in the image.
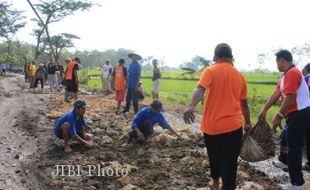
[198,62,247,135]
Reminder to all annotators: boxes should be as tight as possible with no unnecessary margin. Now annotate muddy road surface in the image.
[0,74,305,190]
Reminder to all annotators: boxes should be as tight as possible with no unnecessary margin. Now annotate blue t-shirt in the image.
[305,74,310,91]
[127,61,141,88]
[131,106,170,129]
[54,109,88,136]
[1,63,6,70]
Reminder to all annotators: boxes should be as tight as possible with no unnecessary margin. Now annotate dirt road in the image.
[0,75,46,189]
[0,74,299,190]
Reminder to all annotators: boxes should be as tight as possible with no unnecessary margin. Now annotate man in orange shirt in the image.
[184,43,251,190]
[259,50,310,190]
[112,59,128,112]
[64,57,80,102]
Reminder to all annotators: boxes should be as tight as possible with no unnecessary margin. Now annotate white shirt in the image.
[103,64,112,79]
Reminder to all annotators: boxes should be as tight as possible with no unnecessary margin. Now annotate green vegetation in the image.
[81,70,281,124]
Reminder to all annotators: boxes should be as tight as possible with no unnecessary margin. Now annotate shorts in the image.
[66,79,78,93]
[151,79,160,93]
[1,69,6,73]
[55,123,84,139]
[116,89,126,102]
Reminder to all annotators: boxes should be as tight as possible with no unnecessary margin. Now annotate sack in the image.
[240,134,266,162]
[240,120,275,162]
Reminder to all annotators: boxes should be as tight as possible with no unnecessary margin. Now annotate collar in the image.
[283,65,295,74]
[215,60,233,65]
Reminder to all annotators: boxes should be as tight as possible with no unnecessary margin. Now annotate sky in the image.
[6,0,310,70]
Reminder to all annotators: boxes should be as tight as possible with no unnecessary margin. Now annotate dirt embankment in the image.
[0,74,283,190]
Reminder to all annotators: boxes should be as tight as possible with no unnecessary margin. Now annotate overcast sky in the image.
[6,0,310,70]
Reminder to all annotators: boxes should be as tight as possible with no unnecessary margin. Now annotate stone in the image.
[121,184,140,190]
[100,135,113,145]
[106,127,120,137]
[125,164,138,173]
[201,159,209,167]
[153,133,177,145]
[87,118,94,125]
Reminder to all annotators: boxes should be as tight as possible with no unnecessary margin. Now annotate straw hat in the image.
[128,53,142,60]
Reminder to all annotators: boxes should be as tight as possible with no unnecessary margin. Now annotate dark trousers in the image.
[125,88,139,113]
[306,124,310,163]
[204,128,243,190]
[34,78,44,89]
[279,125,289,165]
[128,121,153,139]
[285,107,310,186]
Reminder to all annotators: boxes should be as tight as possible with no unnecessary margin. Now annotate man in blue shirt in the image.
[128,100,180,141]
[122,53,142,114]
[54,99,93,152]
[1,62,6,76]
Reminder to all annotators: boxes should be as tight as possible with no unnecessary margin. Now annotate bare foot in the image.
[210,182,220,190]
[64,146,72,153]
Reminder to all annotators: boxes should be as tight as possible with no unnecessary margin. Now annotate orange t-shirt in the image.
[198,62,247,135]
[65,60,77,80]
[114,66,126,91]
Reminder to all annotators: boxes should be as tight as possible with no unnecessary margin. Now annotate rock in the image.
[178,133,191,141]
[125,164,138,173]
[92,128,101,134]
[117,176,132,186]
[91,114,101,121]
[108,161,122,168]
[106,127,120,137]
[87,118,94,125]
[100,135,113,145]
[153,133,177,145]
[201,159,209,167]
[14,154,19,159]
[237,171,249,180]
[92,122,100,127]
[45,111,63,119]
[121,184,140,190]
[237,182,264,190]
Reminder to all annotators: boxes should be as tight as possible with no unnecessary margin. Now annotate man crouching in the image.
[128,100,180,142]
[54,99,93,152]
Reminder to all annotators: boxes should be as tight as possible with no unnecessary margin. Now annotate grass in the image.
[84,76,280,124]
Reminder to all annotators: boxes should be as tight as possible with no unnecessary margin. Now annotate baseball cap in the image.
[74,99,87,108]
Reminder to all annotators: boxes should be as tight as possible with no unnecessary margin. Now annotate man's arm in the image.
[131,110,145,140]
[183,86,205,124]
[258,90,281,120]
[240,99,251,130]
[167,126,181,138]
[272,94,295,129]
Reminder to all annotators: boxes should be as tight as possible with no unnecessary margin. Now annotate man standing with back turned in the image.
[184,43,251,190]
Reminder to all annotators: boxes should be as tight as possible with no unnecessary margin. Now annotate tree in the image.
[31,18,46,60]
[291,43,310,65]
[180,55,212,74]
[0,1,26,60]
[42,33,80,62]
[27,0,94,59]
